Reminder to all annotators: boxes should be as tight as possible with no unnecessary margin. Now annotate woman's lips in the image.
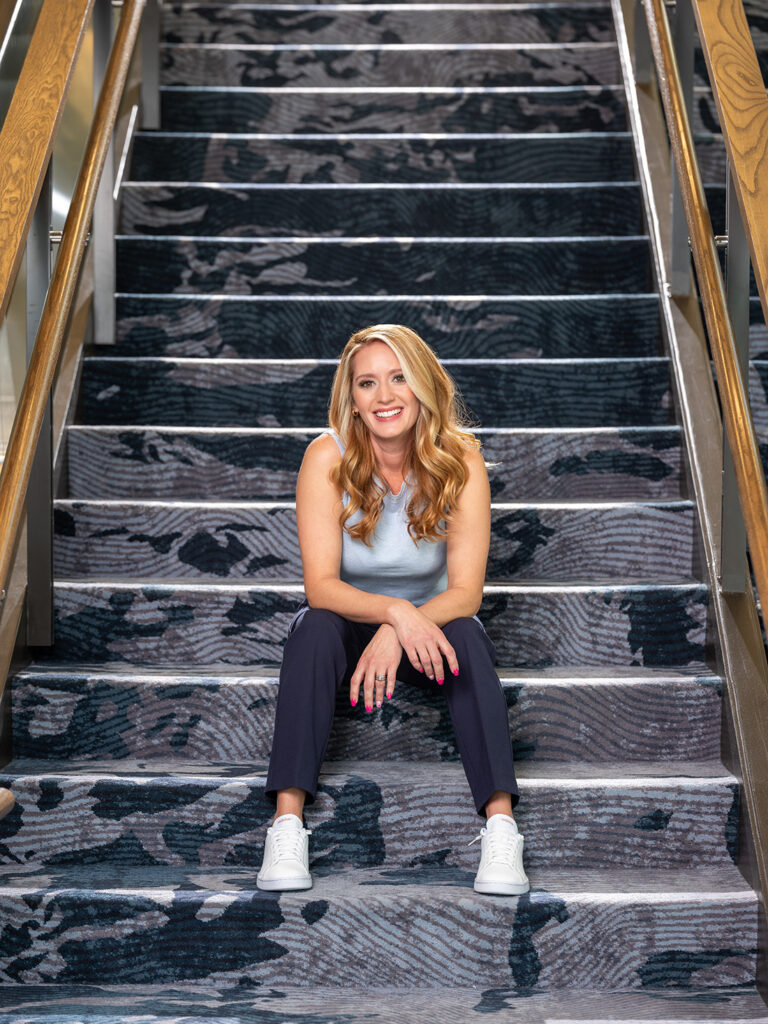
[374,408,403,419]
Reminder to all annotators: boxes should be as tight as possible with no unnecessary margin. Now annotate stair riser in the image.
[161,8,615,46]
[159,87,627,134]
[119,184,642,238]
[80,358,669,429]
[129,133,637,184]
[0,887,756,989]
[52,502,695,581]
[47,583,707,668]
[160,44,621,89]
[66,428,685,501]
[116,237,650,297]
[114,296,661,360]
[11,674,722,763]
[0,771,738,870]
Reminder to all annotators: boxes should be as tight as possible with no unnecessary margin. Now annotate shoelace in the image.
[271,824,312,861]
[468,826,521,865]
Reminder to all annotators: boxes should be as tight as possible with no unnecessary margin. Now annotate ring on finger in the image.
[375,673,386,682]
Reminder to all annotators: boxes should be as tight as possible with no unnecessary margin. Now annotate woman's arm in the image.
[297,433,410,624]
[415,445,491,626]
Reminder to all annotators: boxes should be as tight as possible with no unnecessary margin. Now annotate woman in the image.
[257,324,528,896]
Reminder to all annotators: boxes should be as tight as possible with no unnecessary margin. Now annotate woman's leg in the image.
[439,617,520,817]
[264,608,369,811]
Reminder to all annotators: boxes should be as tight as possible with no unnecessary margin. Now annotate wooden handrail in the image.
[642,0,768,614]
[0,0,94,325]
[695,0,768,331]
[0,0,146,610]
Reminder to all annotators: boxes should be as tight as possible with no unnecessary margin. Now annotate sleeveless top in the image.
[327,429,448,603]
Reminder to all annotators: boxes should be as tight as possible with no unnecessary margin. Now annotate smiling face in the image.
[350,340,421,446]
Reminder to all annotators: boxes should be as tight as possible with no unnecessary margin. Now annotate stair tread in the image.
[0,987,765,1024]
[0,756,736,782]
[0,862,754,897]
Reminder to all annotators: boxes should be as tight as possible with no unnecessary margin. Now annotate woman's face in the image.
[350,341,420,445]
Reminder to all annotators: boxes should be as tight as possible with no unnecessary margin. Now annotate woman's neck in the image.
[370,435,410,491]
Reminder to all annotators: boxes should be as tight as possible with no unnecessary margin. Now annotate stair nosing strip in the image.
[121,181,640,190]
[53,498,695,509]
[133,130,634,140]
[160,41,619,51]
[67,424,681,434]
[53,579,705,593]
[116,233,650,242]
[82,355,669,365]
[163,3,613,10]
[160,84,623,94]
[114,291,660,301]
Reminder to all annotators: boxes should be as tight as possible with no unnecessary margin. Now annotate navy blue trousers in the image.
[265,609,519,816]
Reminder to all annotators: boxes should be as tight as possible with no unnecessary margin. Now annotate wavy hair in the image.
[328,324,480,545]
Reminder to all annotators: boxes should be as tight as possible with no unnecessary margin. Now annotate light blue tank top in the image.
[329,429,448,604]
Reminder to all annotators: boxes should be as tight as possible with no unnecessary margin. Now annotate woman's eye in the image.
[393,374,406,383]
[358,380,373,388]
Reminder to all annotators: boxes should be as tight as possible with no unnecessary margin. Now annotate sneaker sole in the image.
[256,876,313,891]
[473,879,530,896]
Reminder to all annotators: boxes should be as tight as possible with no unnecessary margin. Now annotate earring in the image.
[352,409,359,417]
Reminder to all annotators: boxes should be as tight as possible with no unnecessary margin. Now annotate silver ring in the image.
[375,674,386,681]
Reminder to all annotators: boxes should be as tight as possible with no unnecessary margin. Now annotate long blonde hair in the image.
[328,324,480,545]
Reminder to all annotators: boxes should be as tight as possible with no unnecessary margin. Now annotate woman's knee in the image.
[442,616,496,661]
[286,607,350,655]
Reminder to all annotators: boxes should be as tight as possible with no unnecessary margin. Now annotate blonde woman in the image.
[257,324,528,896]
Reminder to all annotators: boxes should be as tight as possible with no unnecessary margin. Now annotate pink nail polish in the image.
[437,679,444,685]
[351,699,357,707]
[453,668,459,676]
[386,692,392,700]
[366,705,373,712]
[376,700,382,708]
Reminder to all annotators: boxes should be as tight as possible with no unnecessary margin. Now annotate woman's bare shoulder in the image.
[303,432,342,466]
[461,441,486,473]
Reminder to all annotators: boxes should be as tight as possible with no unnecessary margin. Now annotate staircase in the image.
[1,0,767,1019]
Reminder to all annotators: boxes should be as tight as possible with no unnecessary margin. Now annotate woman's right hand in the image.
[388,600,459,681]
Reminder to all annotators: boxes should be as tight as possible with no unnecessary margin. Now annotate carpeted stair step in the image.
[0,983,767,1024]
[52,499,696,582]
[115,236,650,295]
[118,182,643,237]
[0,864,757,989]
[159,41,621,89]
[65,425,685,501]
[79,356,669,428]
[159,85,627,133]
[0,758,739,870]
[161,5,616,47]
[113,294,661,359]
[128,130,638,183]
[10,665,722,764]
[46,580,707,667]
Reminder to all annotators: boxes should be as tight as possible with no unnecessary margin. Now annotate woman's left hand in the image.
[350,624,402,711]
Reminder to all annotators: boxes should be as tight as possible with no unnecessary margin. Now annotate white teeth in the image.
[375,409,402,418]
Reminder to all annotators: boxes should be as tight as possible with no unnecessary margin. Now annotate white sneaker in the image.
[257,813,312,891]
[470,813,530,896]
